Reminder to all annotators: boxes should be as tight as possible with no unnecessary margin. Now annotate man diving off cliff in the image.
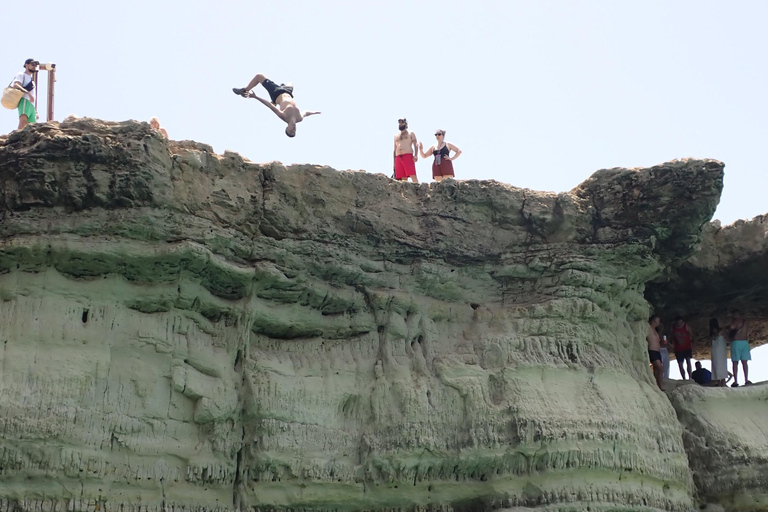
[233,73,321,137]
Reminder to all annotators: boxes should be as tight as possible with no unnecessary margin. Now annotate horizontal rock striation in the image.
[0,119,725,511]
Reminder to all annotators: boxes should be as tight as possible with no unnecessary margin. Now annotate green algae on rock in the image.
[0,118,729,512]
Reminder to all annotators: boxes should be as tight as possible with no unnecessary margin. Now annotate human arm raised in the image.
[301,110,322,118]
[446,143,462,161]
[418,142,434,159]
[248,92,286,121]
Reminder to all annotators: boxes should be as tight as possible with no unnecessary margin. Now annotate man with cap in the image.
[10,59,39,130]
[393,118,419,183]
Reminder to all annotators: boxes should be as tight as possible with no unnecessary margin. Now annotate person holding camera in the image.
[10,59,39,130]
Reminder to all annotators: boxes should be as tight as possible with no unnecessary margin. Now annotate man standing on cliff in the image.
[728,309,751,387]
[9,59,38,130]
[671,316,694,380]
[647,315,665,391]
[393,118,418,183]
[233,73,321,137]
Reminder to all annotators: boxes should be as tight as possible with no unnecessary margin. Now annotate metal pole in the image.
[47,67,55,122]
[32,70,39,111]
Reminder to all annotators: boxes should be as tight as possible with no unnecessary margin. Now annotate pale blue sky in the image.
[3,1,767,380]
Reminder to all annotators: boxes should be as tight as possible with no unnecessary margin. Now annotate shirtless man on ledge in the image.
[393,118,418,183]
[233,74,320,137]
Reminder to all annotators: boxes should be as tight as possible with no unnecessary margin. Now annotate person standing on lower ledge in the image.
[671,315,694,380]
[419,129,461,182]
[658,324,670,380]
[710,318,728,386]
[393,118,418,183]
[728,309,751,387]
[647,315,665,391]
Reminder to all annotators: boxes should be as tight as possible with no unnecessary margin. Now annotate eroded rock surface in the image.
[0,118,726,511]
[647,215,768,359]
[668,382,768,512]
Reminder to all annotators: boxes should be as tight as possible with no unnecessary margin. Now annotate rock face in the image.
[0,118,731,511]
[647,215,768,359]
[669,382,768,512]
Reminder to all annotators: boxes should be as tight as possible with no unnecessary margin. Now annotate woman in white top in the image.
[658,328,671,380]
[710,318,728,386]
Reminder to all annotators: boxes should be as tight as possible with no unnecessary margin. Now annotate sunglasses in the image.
[435,133,444,136]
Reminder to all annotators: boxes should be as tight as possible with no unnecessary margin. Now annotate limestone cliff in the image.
[0,118,729,511]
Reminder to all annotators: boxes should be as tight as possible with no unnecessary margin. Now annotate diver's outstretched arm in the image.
[249,93,286,122]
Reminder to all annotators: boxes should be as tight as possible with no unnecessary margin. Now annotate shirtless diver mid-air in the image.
[233,73,321,137]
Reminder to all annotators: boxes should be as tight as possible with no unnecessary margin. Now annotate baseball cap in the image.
[24,58,39,66]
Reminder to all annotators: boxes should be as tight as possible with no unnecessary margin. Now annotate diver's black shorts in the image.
[648,350,662,364]
[261,79,294,104]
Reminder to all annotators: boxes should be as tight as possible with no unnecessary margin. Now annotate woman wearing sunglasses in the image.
[418,130,462,182]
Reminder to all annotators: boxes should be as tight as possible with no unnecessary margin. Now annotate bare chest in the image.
[395,134,413,153]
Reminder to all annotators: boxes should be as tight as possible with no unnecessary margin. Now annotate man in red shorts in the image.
[393,118,419,183]
[671,315,694,380]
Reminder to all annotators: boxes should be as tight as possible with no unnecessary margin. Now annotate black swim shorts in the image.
[648,350,662,364]
[261,79,294,104]
[675,348,693,360]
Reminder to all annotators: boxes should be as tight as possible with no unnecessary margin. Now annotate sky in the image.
[2,0,767,379]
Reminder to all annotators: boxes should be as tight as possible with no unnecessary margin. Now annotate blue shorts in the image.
[731,339,751,362]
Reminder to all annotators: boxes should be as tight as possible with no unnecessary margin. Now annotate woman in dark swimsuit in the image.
[418,129,462,182]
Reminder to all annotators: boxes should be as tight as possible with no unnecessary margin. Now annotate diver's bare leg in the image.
[234,74,267,97]
[244,74,267,92]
